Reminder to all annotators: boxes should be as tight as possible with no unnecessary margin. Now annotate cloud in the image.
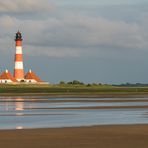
[0,3,148,58]
[25,46,81,58]
[0,0,53,13]
[22,15,148,56]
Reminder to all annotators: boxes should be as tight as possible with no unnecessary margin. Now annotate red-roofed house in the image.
[24,70,43,83]
[0,70,18,83]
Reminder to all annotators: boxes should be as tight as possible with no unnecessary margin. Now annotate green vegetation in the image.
[0,81,148,95]
[59,80,106,87]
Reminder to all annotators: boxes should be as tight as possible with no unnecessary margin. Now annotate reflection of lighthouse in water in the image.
[2,98,24,111]
[2,97,35,111]
[15,98,24,111]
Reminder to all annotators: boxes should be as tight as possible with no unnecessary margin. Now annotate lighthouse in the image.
[14,31,24,81]
[0,31,45,84]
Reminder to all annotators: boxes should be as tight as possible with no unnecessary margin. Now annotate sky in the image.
[0,0,148,84]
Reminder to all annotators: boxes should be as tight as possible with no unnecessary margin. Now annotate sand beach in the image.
[0,125,148,148]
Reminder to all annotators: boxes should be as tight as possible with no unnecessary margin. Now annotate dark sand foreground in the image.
[0,125,148,148]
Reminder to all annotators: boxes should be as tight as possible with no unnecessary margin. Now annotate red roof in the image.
[0,70,17,82]
[25,70,42,82]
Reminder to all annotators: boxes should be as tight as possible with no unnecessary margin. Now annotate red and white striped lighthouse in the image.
[14,31,24,81]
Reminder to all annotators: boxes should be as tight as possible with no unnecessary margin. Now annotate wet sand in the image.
[0,125,148,148]
[25,105,148,110]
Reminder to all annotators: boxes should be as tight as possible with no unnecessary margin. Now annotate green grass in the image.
[0,84,148,94]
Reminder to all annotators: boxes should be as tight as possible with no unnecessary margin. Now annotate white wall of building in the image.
[25,79,37,83]
[0,79,13,83]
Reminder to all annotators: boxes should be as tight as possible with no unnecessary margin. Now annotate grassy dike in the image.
[1,84,148,96]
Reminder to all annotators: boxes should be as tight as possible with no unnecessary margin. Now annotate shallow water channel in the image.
[0,96,148,129]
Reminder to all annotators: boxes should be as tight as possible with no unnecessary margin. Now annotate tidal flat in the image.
[0,96,148,148]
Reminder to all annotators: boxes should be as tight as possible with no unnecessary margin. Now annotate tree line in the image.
[59,80,106,87]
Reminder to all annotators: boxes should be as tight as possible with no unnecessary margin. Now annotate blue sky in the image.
[0,0,148,84]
